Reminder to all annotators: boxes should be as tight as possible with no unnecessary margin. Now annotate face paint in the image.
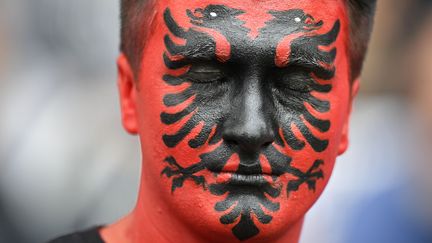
[134,0,350,241]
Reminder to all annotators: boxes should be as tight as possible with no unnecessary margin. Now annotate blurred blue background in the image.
[0,1,431,243]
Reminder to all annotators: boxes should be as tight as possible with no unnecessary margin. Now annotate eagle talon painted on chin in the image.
[286,160,324,197]
[161,156,207,193]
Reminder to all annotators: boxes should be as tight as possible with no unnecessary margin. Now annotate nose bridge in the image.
[241,76,267,131]
[223,71,275,151]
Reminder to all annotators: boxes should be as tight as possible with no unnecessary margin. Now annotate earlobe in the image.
[337,122,349,155]
[337,78,359,155]
[117,53,139,134]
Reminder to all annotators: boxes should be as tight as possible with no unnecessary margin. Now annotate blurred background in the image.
[0,0,431,242]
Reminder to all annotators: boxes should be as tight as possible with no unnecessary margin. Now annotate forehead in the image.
[145,0,348,67]
[155,0,347,28]
[157,0,346,12]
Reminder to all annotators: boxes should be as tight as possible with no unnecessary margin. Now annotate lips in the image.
[205,151,283,187]
[202,143,289,179]
[215,172,278,186]
[204,151,270,174]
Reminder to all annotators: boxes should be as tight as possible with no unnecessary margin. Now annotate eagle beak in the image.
[187,8,204,25]
[305,16,323,31]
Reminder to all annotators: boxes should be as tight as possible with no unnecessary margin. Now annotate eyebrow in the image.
[179,39,336,72]
[289,55,325,69]
[181,43,216,61]
[286,47,336,71]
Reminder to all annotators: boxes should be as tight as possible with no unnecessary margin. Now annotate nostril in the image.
[224,137,239,146]
[224,134,274,151]
[263,141,273,147]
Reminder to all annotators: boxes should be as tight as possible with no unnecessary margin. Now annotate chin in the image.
[162,177,324,242]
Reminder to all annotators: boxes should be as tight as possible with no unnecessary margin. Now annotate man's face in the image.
[132,0,351,241]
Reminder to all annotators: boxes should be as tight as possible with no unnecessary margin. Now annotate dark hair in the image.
[120,0,377,81]
[120,0,156,78]
[347,0,377,81]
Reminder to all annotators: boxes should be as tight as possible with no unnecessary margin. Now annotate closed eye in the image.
[186,63,226,83]
[273,67,313,93]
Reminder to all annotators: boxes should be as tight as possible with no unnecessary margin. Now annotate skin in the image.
[102,0,357,242]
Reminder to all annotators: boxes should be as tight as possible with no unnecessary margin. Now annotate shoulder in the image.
[48,227,105,243]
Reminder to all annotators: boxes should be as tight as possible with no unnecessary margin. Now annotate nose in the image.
[223,120,275,152]
[222,77,275,153]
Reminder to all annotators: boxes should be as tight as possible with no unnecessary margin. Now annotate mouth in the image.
[212,171,279,186]
[204,150,286,186]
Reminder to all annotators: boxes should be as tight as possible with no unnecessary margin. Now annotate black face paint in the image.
[161,5,340,240]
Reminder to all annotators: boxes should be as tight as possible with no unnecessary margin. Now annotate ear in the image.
[117,53,139,134]
[337,79,359,155]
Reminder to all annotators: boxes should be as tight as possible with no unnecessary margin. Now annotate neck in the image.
[101,170,304,243]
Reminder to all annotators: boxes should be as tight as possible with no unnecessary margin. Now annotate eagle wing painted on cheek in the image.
[259,11,340,153]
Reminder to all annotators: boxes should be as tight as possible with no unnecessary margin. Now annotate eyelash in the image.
[188,75,225,84]
[183,62,318,94]
[186,63,226,84]
[273,68,313,93]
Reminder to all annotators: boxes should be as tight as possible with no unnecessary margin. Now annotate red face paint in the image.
[130,0,351,241]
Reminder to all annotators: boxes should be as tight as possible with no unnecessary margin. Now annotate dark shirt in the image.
[48,227,104,243]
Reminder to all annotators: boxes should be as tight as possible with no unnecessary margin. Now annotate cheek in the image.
[326,43,351,157]
[134,21,215,200]
[276,45,351,223]
[134,23,174,173]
